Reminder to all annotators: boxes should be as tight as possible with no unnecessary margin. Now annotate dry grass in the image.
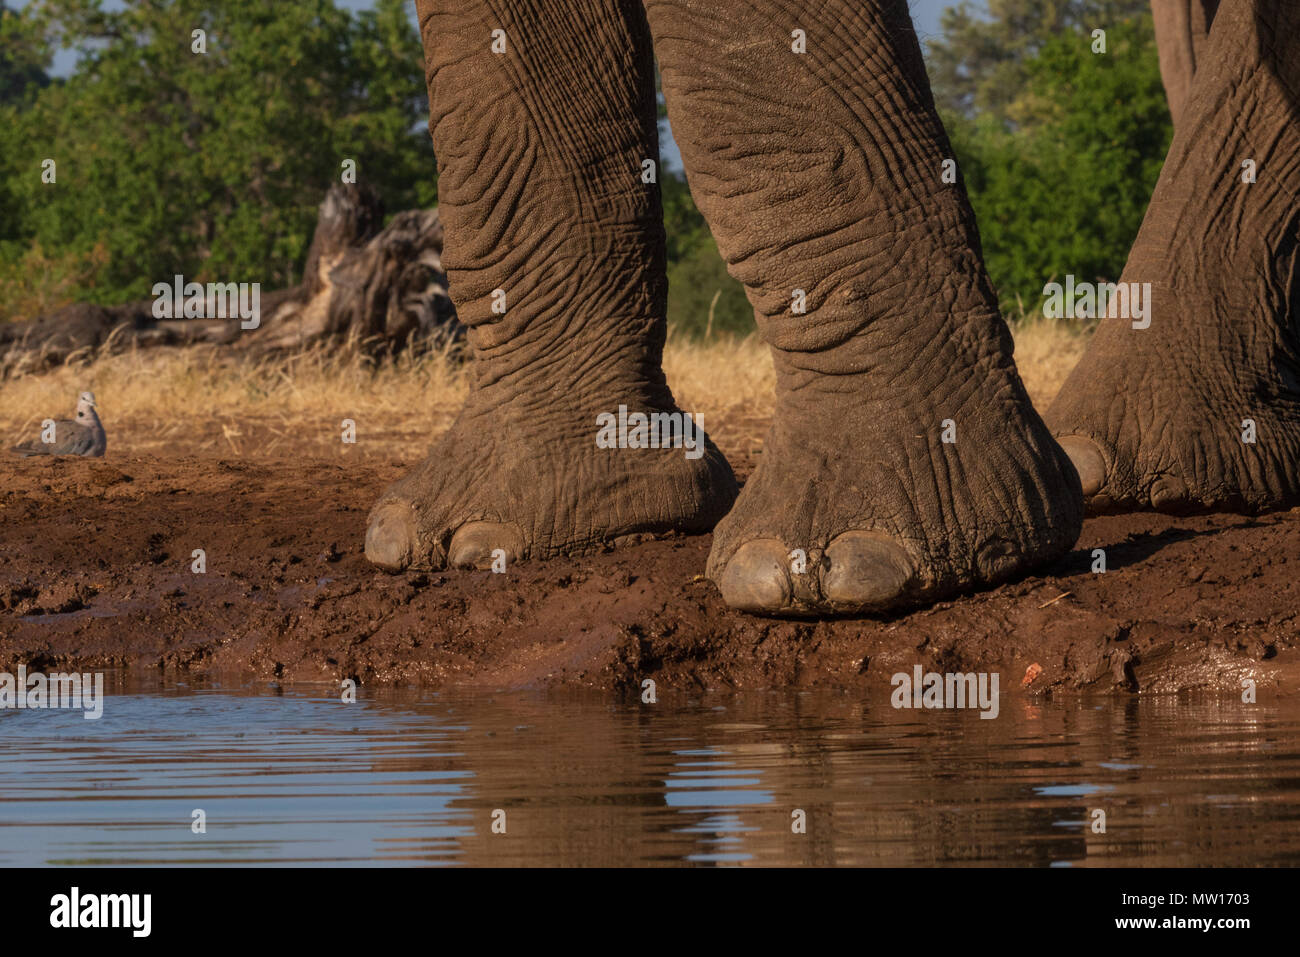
[1010,317,1090,408]
[0,339,470,458]
[0,321,1087,460]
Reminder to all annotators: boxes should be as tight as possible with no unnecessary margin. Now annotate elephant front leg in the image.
[1150,0,1221,128]
[1049,0,1300,514]
[645,0,1084,614]
[365,0,737,572]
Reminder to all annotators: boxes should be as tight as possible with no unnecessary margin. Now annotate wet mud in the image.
[3,451,1298,695]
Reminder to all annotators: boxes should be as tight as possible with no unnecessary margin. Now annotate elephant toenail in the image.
[975,537,1021,582]
[1090,492,1115,511]
[1149,474,1189,511]
[716,540,792,612]
[1056,434,1107,497]
[823,532,915,610]
[365,502,418,572]
[448,521,525,570]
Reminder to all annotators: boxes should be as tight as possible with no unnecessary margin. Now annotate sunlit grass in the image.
[0,321,1086,459]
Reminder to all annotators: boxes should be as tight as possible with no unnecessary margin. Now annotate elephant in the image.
[1049,0,1300,513]
[1150,0,1220,128]
[364,0,1298,618]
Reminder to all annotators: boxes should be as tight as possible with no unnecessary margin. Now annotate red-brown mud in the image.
[2,451,1298,695]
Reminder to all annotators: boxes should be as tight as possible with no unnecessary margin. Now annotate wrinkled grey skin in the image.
[370,0,1300,617]
[1050,0,1300,514]
[1151,0,1221,128]
[364,0,1084,617]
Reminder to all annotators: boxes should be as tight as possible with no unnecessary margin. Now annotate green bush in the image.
[660,168,750,338]
[0,0,1174,336]
[0,0,432,307]
[939,14,1171,317]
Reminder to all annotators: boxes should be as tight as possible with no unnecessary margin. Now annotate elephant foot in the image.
[1047,307,1300,515]
[364,391,738,572]
[706,375,1084,616]
[1046,0,1300,514]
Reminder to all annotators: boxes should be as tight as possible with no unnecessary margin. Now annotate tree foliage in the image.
[0,0,51,105]
[935,6,1171,316]
[661,168,751,338]
[928,0,1154,126]
[1,0,1176,336]
[0,0,432,312]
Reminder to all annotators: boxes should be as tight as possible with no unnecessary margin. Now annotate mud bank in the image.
[2,454,1298,695]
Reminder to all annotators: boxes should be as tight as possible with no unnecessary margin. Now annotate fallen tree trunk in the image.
[0,183,460,378]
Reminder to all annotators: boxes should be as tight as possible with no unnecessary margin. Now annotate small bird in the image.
[11,390,107,457]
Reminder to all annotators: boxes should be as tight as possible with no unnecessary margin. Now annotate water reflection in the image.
[1,676,1297,866]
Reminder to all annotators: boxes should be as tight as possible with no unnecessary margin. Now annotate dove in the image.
[11,390,107,457]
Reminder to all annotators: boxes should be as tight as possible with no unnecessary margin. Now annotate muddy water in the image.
[1,675,1297,866]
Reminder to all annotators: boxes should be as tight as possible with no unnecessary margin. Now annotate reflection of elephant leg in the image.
[1050,0,1300,514]
[1151,0,1221,128]
[365,0,737,573]
[643,0,1083,615]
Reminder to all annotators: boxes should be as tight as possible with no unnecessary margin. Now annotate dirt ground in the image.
[3,427,1298,697]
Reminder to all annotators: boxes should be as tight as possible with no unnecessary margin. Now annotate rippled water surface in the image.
[2,676,1298,866]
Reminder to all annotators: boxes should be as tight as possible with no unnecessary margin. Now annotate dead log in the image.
[0,183,460,377]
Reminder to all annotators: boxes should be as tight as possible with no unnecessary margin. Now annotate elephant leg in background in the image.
[644,0,1084,615]
[1151,0,1221,128]
[1049,0,1300,513]
[365,0,737,572]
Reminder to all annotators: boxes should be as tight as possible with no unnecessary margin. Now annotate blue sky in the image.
[909,0,951,43]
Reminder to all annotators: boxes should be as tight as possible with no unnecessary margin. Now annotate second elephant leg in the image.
[1050,0,1300,513]
[1150,0,1221,128]
[365,0,736,572]
[645,0,1083,614]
